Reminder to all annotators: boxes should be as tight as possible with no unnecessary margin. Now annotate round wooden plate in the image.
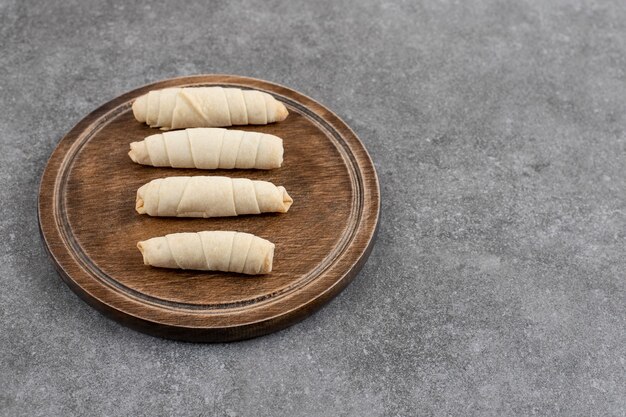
[38,75,379,342]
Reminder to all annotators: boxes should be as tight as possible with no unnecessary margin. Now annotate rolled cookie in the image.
[136,176,293,218]
[137,231,274,274]
[129,128,283,170]
[132,87,289,129]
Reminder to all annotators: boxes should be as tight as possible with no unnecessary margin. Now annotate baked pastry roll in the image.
[129,128,283,170]
[138,231,274,274]
[132,87,288,129]
[136,176,293,217]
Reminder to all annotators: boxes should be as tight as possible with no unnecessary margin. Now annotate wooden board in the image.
[38,75,380,342]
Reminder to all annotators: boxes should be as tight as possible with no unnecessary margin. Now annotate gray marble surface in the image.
[1,0,625,416]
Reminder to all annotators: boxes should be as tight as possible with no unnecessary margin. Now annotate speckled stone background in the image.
[1,0,625,416]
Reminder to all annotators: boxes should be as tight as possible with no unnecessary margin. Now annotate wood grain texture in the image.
[38,75,380,342]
